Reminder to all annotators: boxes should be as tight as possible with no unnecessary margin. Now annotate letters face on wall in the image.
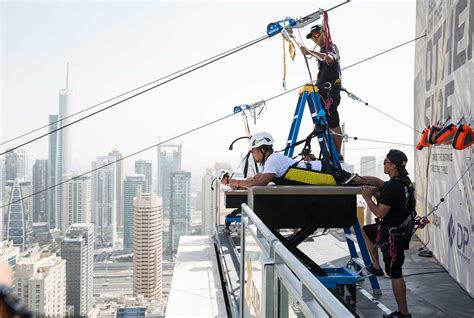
[414,0,473,297]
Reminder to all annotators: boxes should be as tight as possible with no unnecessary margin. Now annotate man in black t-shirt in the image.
[301,24,343,158]
[355,149,413,318]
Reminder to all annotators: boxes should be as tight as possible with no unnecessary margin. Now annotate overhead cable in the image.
[3,33,424,155]
[0,111,238,210]
[0,35,268,156]
[342,88,422,134]
[0,36,269,148]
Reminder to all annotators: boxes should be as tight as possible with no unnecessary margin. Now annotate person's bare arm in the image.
[361,185,391,218]
[354,175,385,188]
[300,46,334,63]
[222,173,275,189]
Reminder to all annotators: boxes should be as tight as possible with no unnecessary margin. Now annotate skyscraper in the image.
[5,148,28,181]
[48,114,59,230]
[14,251,66,316]
[5,179,32,250]
[61,223,94,317]
[63,174,91,231]
[360,156,376,176]
[157,144,182,218]
[56,84,73,233]
[201,169,214,235]
[169,171,191,252]
[32,159,48,223]
[135,159,152,193]
[108,149,123,231]
[133,192,162,299]
[91,156,117,247]
[123,175,146,249]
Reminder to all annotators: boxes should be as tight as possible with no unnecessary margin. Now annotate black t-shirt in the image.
[317,43,341,88]
[378,177,412,226]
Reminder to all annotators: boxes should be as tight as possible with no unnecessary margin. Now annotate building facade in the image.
[157,144,182,218]
[108,149,123,231]
[123,175,146,249]
[5,148,28,181]
[135,159,152,193]
[14,251,66,317]
[360,156,376,176]
[48,114,59,230]
[133,192,162,299]
[56,88,73,233]
[32,159,48,223]
[63,174,91,231]
[61,223,94,317]
[169,171,191,252]
[5,179,32,250]
[201,169,214,235]
[91,156,117,247]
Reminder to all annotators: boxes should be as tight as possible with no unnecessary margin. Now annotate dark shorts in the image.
[319,89,340,128]
[363,224,406,279]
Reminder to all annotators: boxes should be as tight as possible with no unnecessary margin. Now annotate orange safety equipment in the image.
[434,124,458,145]
[452,124,473,150]
[416,128,430,150]
[428,126,441,144]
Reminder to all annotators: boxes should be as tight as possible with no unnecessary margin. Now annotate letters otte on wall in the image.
[414,0,473,297]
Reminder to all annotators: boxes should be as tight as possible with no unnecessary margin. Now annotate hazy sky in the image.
[1,0,417,180]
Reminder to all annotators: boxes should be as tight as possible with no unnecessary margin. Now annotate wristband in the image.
[237,180,241,188]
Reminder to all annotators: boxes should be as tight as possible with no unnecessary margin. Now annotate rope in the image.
[342,88,422,134]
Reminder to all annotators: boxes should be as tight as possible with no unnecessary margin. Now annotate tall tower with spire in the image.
[56,64,73,232]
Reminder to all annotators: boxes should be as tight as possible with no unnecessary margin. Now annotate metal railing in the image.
[240,203,355,317]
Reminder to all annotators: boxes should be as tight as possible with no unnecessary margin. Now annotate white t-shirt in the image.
[263,152,322,177]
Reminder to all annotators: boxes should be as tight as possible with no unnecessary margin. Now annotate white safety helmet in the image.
[249,132,274,149]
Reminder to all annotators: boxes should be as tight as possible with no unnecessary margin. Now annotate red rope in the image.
[323,11,332,55]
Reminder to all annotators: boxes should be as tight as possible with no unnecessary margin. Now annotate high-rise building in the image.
[5,148,28,181]
[135,159,153,193]
[14,251,66,316]
[157,144,182,218]
[91,156,117,247]
[61,223,94,317]
[32,159,48,223]
[344,163,355,174]
[48,114,59,230]
[63,174,91,232]
[360,156,376,176]
[201,169,214,235]
[5,179,32,250]
[169,171,191,252]
[0,240,20,269]
[108,149,123,231]
[123,175,146,249]
[56,85,73,233]
[133,192,162,299]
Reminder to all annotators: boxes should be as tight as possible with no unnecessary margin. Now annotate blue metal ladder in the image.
[284,84,381,295]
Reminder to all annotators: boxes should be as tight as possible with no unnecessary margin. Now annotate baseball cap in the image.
[386,149,409,176]
[306,24,322,39]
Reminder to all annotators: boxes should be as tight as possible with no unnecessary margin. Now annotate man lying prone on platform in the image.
[219,131,347,189]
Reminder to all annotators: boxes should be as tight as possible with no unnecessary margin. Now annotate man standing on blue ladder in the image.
[300,24,343,160]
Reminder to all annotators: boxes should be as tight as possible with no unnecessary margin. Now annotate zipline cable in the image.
[0,36,268,148]
[0,35,268,156]
[0,111,237,210]
[2,34,424,155]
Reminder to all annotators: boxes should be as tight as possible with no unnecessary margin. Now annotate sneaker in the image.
[385,311,412,318]
[366,265,384,277]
